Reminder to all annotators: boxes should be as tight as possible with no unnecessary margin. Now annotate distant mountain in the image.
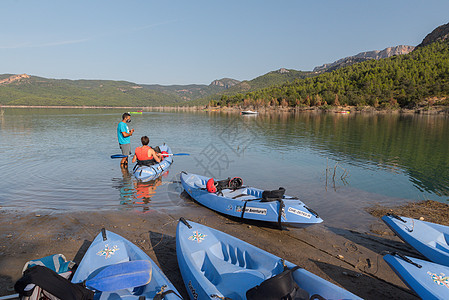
[417,22,449,48]
[0,75,182,106]
[0,73,30,84]
[141,78,240,101]
[313,45,415,73]
[210,78,240,88]
[186,68,314,105]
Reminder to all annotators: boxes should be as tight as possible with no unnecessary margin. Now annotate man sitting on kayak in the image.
[132,136,162,166]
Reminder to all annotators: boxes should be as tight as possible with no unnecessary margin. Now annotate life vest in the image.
[135,146,153,161]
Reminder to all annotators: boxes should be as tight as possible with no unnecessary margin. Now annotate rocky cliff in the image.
[209,78,240,88]
[0,73,30,85]
[417,22,449,48]
[313,45,415,73]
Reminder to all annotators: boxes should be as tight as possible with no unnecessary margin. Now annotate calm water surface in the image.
[1,108,448,228]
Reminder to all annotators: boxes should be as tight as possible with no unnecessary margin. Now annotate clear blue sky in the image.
[1,0,448,85]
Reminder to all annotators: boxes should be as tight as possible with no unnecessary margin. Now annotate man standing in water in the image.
[117,112,134,167]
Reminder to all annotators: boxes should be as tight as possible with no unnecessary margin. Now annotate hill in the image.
[0,75,182,106]
[186,68,314,106]
[140,78,240,101]
[189,47,414,106]
[417,21,449,48]
[226,68,312,94]
[216,39,449,108]
[145,70,313,106]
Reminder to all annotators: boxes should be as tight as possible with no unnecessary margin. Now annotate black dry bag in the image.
[15,265,94,300]
[262,187,286,202]
[246,265,309,300]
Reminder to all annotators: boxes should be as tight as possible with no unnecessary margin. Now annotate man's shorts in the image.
[119,143,131,156]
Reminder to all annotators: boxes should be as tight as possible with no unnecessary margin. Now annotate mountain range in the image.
[0,21,448,107]
[312,45,415,73]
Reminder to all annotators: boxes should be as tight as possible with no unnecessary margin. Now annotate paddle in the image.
[84,260,152,292]
[0,294,19,300]
[111,153,189,158]
[11,260,152,299]
[111,154,131,158]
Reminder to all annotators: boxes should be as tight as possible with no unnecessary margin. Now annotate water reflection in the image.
[221,112,449,198]
[117,167,168,213]
[119,167,134,206]
[1,108,448,214]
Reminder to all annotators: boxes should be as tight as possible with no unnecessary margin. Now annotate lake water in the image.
[1,108,448,228]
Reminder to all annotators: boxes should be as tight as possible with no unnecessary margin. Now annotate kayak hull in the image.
[72,229,179,299]
[133,144,173,182]
[384,254,449,300]
[180,172,323,227]
[382,215,449,266]
[176,219,361,300]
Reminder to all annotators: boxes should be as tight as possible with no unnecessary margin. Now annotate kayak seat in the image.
[200,250,266,300]
[416,222,449,254]
[194,181,206,189]
[221,188,259,201]
[428,233,449,254]
[435,242,449,254]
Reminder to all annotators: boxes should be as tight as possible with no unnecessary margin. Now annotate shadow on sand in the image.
[311,259,418,300]
[149,231,188,299]
[326,226,425,259]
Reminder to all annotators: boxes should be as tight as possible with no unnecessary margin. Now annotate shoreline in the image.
[1,104,448,115]
[3,199,447,299]
[1,199,438,299]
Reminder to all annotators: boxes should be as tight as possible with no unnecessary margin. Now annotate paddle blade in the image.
[111,154,127,159]
[173,153,190,156]
[85,260,152,292]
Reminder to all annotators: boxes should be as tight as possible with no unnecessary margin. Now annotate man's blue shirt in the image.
[117,121,130,144]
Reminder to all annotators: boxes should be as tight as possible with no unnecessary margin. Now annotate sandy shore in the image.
[2,198,439,299]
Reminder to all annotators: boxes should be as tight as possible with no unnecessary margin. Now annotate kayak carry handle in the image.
[179,217,192,229]
[101,228,107,241]
[305,206,320,218]
[386,213,407,223]
[393,252,422,268]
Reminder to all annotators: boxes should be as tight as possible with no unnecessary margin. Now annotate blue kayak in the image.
[384,253,449,300]
[180,172,323,228]
[382,214,449,266]
[71,229,180,299]
[176,219,361,300]
[133,144,173,182]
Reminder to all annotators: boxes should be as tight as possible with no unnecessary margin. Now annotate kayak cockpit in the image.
[429,233,449,254]
[191,241,285,299]
[221,188,261,200]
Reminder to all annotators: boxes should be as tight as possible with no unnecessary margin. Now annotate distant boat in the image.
[241,110,258,115]
[129,111,143,115]
[335,111,350,114]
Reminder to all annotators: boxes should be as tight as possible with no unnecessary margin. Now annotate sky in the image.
[1,0,449,85]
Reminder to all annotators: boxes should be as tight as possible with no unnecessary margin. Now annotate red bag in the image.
[206,178,217,193]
